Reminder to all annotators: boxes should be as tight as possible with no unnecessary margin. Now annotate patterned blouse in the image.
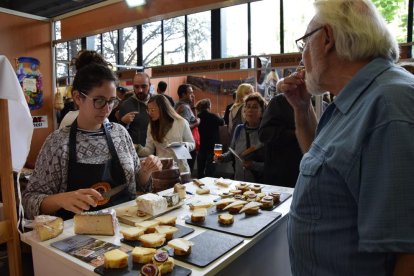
[22,123,141,219]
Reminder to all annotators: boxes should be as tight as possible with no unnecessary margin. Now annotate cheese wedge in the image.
[215,198,236,210]
[196,187,210,195]
[103,249,128,269]
[168,238,193,256]
[120,226,146,240]
[188,201,214,210]
[34,215,64,241]
[131,246,156,264]
[136,193,168,215]
[74,209,116,236]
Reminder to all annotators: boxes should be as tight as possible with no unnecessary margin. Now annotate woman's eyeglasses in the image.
[80,92,120,109]
[295,26,324,53]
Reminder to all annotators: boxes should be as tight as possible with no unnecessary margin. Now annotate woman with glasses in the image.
[137,94,195,173]
[215,93,267,183]
[22,52,162,220]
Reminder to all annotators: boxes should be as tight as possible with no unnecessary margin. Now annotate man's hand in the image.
[279,70,311,111]
[121,111,138,124]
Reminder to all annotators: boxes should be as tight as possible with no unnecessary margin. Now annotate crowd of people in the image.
[22,0,414,274]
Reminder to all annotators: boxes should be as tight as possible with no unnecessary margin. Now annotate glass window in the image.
[68,39,81,76]
[164,16,185,65]
[56,62,68,79]
[55,42,68,61]
[372,0,408,43]
[251,0,280,55]
[119,27,137,66]
[54,21,61,40]
[102,30,118,66]
[143,21,162,67]
[283,0,314,53]
[221,4,248,58]
[188,11,211,62]
[86,34,102,53]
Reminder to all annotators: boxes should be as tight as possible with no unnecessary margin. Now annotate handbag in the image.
[191,127,201,152]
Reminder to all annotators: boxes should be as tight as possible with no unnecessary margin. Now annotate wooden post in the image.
[0,99,22,276]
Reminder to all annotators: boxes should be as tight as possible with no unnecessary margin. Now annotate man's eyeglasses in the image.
[134,84,149,90]
[295,26,324,53]
[80,92,120,109]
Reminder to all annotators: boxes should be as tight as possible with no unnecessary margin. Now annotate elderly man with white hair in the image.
[279,0,414,275]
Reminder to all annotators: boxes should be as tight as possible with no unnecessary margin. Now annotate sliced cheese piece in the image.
[154,215,177,226]
[188,201,214,210]
[239,201,263,213]
[34,215,64,241]
[223,200,248,211]
[104,249,128,269]
[168,238,193,255]
[139,233,166,248]
[155,225,178,240]
[120,226,146,240]
[196,187,210,195]
[132,246,156,264]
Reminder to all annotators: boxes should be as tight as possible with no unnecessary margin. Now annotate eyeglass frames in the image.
[80,92,120,109]
[295,26,324,53]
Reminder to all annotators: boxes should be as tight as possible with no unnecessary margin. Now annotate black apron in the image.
[56,120,130,220]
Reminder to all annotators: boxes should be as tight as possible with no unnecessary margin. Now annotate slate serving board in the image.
[94,253,191,276]
[121,224,194,248]
[213,192,291,211]
[185,209,281,238]
[169,230,244,268]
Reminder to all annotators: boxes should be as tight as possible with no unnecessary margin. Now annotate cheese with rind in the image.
[136,193,168,215]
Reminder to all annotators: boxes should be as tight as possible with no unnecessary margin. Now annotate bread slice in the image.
[138,233,166,248]
[218,213,234,225]
[120,226,146,240]
[168,238,193,256]
[103,249,128,269]
[223,200,247,213]
[239,201,262,215]
[191,208,207,222]
[196,187,210,195]
[215,198,236,210]
[135,220,160,233]
[131,246,156,264]
[155,225,178,240]
[154,215,177,226]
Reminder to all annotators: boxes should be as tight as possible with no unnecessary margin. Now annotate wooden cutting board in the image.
[115,201,184,226]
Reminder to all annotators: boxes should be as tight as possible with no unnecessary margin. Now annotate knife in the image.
[101,184,127,199]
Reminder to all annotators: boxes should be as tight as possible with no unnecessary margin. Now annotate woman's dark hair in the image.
[71,51,116,95]
[71,50,112,71]
[72,63,117,95]
[148,95,180,143]
[177,84,192,98]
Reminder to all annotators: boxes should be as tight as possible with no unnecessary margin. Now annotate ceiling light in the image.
[125,0,146,7]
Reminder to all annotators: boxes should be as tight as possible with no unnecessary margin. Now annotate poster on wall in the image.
[16,56,44,110]
[32,116,48,128]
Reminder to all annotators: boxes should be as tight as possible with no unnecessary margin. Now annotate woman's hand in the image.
[138,155,163,186]
[121,111,138,124]
[46,188,103,214]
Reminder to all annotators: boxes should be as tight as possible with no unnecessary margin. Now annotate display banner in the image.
[271,53,302,68]
[152,59,241,77]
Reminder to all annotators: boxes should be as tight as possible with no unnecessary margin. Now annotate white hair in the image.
[314,0,399,62]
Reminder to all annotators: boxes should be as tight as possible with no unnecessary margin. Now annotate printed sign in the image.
[152,59,240,77]
[32,116,48,128]
[271,53,302,67]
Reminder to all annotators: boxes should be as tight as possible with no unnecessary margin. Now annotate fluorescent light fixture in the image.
[125,0,146,7]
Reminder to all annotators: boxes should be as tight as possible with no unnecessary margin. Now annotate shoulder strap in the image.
[234,124,244,141]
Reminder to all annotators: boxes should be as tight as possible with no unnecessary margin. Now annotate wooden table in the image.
[21,177,293,276]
